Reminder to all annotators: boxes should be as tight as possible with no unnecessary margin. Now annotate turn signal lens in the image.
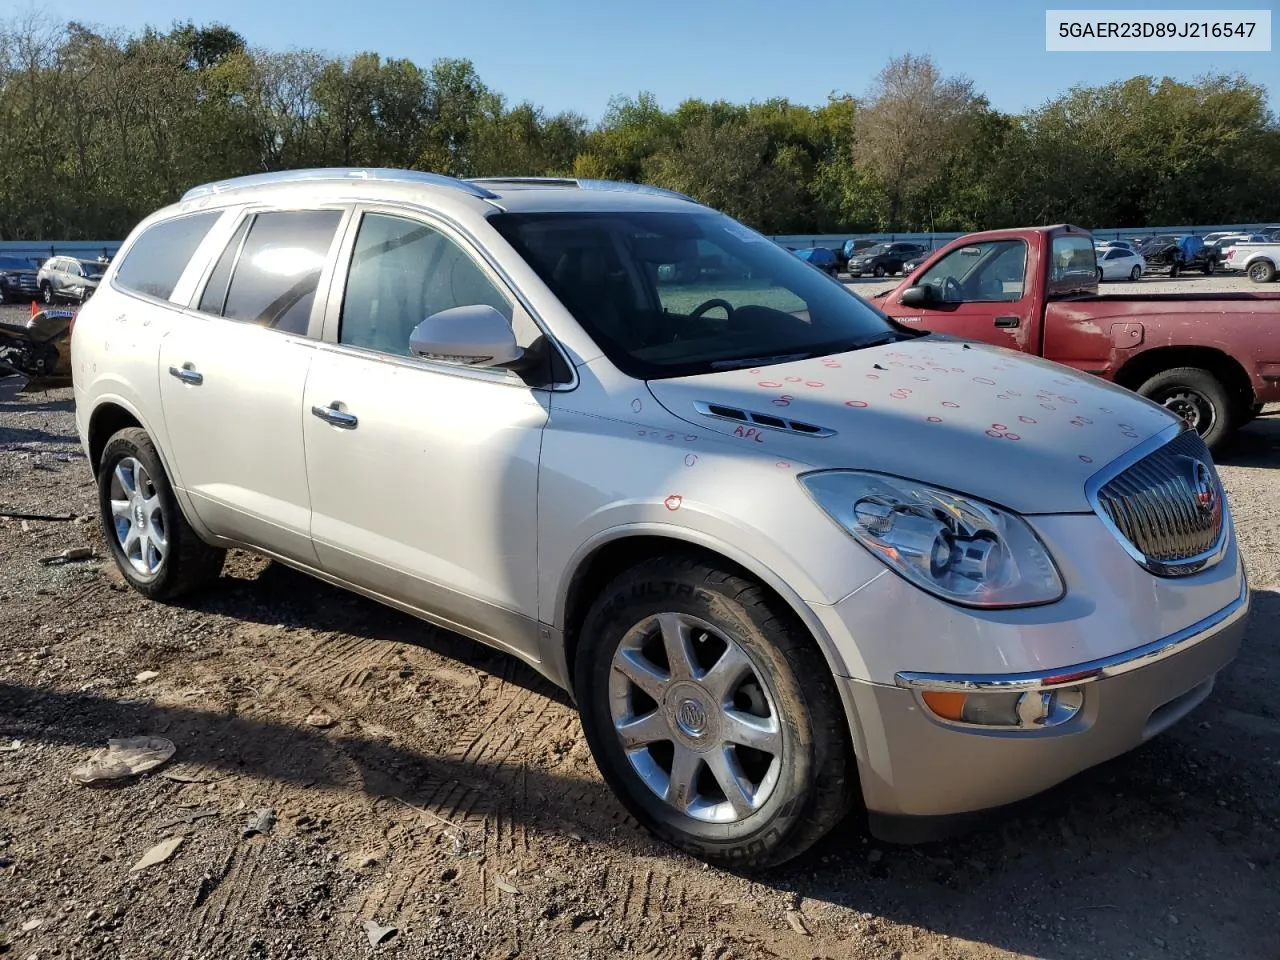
[920,688,1084,729]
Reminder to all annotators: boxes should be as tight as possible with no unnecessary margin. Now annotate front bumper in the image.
[835,583,1248,837]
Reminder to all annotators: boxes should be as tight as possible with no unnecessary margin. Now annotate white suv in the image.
[72,169,1249,867]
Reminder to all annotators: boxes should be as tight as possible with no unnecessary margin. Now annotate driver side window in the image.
[916,239,1027,304]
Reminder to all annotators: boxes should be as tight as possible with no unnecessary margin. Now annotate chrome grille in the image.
[1094,429,1225,575]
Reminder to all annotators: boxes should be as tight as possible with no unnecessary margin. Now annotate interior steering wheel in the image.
[942,276,963,302]
[689,298,735,319]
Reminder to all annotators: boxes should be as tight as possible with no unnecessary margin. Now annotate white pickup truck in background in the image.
[1221,239,1280,283]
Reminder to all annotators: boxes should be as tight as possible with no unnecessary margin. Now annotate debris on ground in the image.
[362,921,397,948]
[21,918,43,932]
[243,808,276,838]
[494,875,521,896]
[156,806,219,831]
[304,711,335,728]
[785,909,811,936]
[130,836,185,872]
[0,739,20,752]
[69,736,176,784]
[37,545,96,565]
[134,670,160,683]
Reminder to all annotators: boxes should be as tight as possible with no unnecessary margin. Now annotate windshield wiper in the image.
[709,352,815,371]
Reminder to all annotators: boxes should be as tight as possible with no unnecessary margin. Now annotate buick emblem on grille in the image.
[1190,460,1217,517]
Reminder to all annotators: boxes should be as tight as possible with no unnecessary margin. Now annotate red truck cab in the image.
[874,224,1280,449]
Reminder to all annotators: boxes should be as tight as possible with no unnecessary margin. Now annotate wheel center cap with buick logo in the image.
[676,698,708,737]
[665,682,721,748]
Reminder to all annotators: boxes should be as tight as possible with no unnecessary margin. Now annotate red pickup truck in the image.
[872,224,1280,449]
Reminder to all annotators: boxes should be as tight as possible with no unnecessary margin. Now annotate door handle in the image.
[311,402,358,429]
[168,363,203,385]
[994,316,1020,328]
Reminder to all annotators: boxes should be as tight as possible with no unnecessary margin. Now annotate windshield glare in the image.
[488,210,902,379]
[856,244,889,257]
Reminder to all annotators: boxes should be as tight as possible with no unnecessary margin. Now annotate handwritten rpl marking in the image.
[733,425,765,443]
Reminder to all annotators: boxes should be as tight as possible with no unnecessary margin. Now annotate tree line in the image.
[1,17,1277,241]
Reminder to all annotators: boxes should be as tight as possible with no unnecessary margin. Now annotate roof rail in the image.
[181,168,499,202]
[465,176,697,203]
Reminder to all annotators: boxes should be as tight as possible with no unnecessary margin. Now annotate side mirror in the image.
[408,304,525,368]
[898,285,934,307]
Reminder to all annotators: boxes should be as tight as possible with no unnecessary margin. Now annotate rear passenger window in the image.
[339,212,512,358]
[218,210,343,335]
[113,211,222,300]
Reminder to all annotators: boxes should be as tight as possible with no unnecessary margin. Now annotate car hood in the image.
[645,337,1178,515]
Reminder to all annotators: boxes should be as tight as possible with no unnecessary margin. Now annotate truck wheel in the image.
[575,553,856,868]
[1137,367,1236,450]
[97,427,226,600]
[1247,260,1276,283]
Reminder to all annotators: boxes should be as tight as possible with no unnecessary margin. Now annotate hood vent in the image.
[692,401,836,438]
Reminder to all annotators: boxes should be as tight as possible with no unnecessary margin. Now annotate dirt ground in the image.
[1,329,1278,959]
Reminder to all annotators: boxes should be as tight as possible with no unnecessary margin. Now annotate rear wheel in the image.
[1136,367,1236,450]
[1129,265,1142,281]
[575,554,856,868]
[1169,261,1181,278]
[1248,259,1277,283]
[97,427,226,600]
[872,264,886,278]
[1096,267,1105,282]
[40,282,54,304]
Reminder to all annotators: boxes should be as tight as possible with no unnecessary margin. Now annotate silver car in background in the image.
[71,169,1249,866]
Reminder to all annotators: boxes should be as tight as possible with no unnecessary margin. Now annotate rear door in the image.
[157,205,351,565]
[884,237,1036,350]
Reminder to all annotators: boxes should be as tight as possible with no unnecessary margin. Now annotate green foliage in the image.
[0,19,1276,240]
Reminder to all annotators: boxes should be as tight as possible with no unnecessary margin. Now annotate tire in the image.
[1247,259,1277,284]
[1129,266,1142,281]
[97,427,226,600]
[872,265,886,278]
[1169,262,1180,278]
[574,553,856,868]
[40,282,54,304]
[1202,262,1213,276]
[1136,367,1237,450]
[1096,267,1104,282]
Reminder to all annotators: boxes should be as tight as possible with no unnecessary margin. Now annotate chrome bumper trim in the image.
[896,580,1249,693]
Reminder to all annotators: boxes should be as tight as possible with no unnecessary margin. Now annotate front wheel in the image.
[97,427,226,600]
[872,265,886,278]
[1137,367,1236,450]
[575,554,856,868]
[40,282,54,305]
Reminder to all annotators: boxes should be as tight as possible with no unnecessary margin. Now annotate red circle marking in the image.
[776,461,791,469]
[684,454,698,467]
[1004,433,1021,441]
[845,400,869,408]
[664,495,683,511]
[927,416,943,423]
[985,429,1003,438]
[785,376,803,383]
[631,398,643,412]
[991,423,1008,431]
[1019,416,1037,424]
[1079,455,1094,463]
[866,373,881,380]
[942,401,960,408]
[890,391,910,400]
[974,377,996,385]
[758,380,782,388]
[805,380,824,388]
[772,398,791,407]
[823,361,842,368]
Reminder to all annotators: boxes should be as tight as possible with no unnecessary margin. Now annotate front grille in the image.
[1094,429,1225,574]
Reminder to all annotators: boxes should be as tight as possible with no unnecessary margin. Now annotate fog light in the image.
[921,687,1083,729]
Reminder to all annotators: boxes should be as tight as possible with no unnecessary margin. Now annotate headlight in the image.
[799,471,1064,608]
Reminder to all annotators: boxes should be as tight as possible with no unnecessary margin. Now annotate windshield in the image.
[854,244,889,257]
[488,210,905,379]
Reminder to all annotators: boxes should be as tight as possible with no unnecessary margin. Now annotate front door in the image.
[302,209,548,659]
[157,207,349,565]
[882,238,1035,351]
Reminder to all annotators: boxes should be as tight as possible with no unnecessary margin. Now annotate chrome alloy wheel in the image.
[109,456,167,577]
[608,613,783,823]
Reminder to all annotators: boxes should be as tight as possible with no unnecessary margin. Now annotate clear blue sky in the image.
[27,0,1280,120]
